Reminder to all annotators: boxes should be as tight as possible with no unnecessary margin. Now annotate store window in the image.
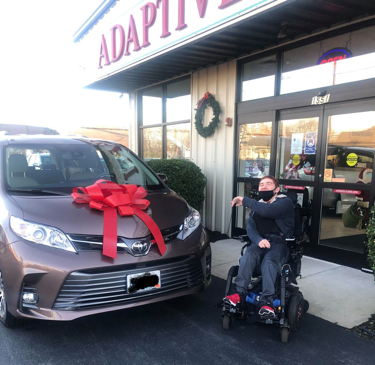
[241,55,276,101]
[143,127,163,159]
[142,86,163,126]
[323,110,375,184]
[277,116,319,181]
[238,121,272,178]
[281,26,375,94]
[140,78,191,159]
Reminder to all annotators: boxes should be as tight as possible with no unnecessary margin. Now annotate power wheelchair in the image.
[222,190,310,343]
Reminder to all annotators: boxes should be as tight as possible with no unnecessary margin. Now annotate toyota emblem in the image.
[130,241,151,256]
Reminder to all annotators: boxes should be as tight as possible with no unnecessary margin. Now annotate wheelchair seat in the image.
[239,234,303,287]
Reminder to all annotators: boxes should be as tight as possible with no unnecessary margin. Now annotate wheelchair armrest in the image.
[241,242,251,256]
[238,234,250,243]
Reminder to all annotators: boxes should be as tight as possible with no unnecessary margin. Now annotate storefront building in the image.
[75,0,375,269]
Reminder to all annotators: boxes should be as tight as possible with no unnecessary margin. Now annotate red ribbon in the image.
[71,180,167,259]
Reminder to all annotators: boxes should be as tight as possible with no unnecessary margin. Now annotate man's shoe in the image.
[259,305,276,319]
[223,293,241,306]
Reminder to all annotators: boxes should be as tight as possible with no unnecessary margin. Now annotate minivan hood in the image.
[10,191,189,238]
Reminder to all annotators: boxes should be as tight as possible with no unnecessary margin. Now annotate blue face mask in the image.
[258,189,275,202]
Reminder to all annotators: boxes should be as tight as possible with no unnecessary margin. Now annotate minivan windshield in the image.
[4,141,163,194]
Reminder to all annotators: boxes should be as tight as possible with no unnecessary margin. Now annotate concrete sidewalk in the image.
[211,238,375,328]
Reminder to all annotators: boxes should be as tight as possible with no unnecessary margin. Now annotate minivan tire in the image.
[0,272,17,328]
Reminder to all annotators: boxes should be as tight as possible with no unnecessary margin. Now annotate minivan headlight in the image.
[10,216,76,253]
[177,208,201,240]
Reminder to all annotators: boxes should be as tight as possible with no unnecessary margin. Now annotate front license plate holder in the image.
[127,270,161,294]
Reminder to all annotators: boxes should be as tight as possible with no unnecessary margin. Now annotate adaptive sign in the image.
[76,0,289,85]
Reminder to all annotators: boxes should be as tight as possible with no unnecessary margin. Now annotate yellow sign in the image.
[292,154,300,166]
[346,153,358,167]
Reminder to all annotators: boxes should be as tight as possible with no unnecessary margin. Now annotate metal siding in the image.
[192,61,236,234]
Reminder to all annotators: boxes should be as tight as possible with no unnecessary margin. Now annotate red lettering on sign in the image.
[98,35,110,69]
[219,0,241,9]
[196,0,208,18]
[156,0,171,38]
[141,2,157,47]
[176,0,187,30]
[97,0,247,67]
[319,54,347,64]
[125,15,141,56]
[110,25,125,62]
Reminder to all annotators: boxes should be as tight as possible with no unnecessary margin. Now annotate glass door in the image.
[318,100,375,255]
[275,107,323,244]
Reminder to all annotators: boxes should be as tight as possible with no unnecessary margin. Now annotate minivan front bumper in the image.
[3,226,211,321]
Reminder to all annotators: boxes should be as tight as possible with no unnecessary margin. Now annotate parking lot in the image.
[1,276,374,365]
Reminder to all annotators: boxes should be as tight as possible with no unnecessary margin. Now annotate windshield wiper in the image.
[7,189,68,196]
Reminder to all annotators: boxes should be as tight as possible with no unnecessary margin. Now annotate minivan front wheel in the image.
[0,272,17,327]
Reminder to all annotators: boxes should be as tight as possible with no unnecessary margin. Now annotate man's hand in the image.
[231,196,244,207]
[258,239,271,248]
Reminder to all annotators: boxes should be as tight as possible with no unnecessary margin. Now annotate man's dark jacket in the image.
[243,194,295,245]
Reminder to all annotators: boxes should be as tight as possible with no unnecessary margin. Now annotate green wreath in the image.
[194,92,222,138]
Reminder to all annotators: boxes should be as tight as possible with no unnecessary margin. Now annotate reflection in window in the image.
[167,123,191,159]
[281,26,375,94]
[242,75,275,101]
[281,52,375,94]
[335,52,375,84]
[281,62,334,94]
[167,78,190,123]
[142,86,162,126]
[238,122,272,177]
[143,127,162,159]
[320,188,367,253]
[242,55,276,101]
[277,117,318,181]
[324,111,375,184]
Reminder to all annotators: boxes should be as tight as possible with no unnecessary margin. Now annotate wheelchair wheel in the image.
[280,327,289,343]
[225,265,239,296]
[288,292,305,331]
[303,299,309,313]
[222,315,232,330]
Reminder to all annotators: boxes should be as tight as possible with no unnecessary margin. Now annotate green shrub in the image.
[147,159,206,211]
[366,206,375,280]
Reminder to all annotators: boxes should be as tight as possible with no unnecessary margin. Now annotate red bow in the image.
[71,180,167,259]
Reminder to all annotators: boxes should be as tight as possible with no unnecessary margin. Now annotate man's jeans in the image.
[235,236,289,305]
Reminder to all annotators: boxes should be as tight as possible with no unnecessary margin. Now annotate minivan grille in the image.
[68,225,181,252]
[53,255,203,310]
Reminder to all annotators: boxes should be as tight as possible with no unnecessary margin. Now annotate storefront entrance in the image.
[235,98,375,268]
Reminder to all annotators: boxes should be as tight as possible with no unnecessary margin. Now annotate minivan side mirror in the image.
[157,173,168,183]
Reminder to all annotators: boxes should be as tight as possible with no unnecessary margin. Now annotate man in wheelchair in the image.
[224,175,296,319]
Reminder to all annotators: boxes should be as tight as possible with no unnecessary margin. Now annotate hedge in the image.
[147,159,206,211]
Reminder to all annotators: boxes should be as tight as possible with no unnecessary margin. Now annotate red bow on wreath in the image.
[196,91,211,109]
[71,180,167,259]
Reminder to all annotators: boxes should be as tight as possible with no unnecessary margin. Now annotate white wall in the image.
[191,61,237,234]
